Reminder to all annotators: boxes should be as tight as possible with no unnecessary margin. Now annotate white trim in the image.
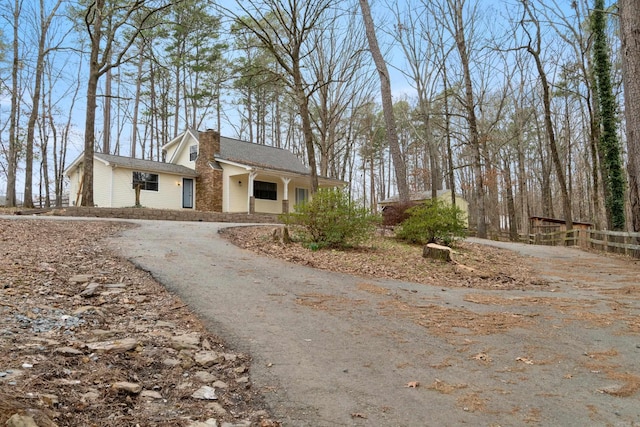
[248,171,258,212]
[216,158,254,170]
[281,177,291,201]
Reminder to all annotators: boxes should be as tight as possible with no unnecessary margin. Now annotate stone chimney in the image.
[195,129,223,212]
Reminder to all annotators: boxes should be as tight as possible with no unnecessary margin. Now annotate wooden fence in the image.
[526,228,640,258]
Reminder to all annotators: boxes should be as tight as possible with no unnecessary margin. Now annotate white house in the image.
[65,129,344,214]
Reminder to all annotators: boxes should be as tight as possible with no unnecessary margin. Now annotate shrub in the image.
[395,198,467,246]
[281,188,381,249]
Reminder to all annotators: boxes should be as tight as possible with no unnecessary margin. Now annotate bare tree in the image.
[359,0,409,202]
[434,0,488,237]
[5,0,22,207]
[21,0,63,208]
[226,0,334,193]
[79,0,176,206]
[520,0,573,231]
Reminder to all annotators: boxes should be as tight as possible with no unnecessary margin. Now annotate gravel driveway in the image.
[111,221,640,426]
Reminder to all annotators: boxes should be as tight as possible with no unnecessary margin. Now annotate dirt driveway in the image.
[111,222,640,426]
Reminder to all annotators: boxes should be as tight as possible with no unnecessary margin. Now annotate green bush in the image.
[395,198,467,246]
[281,188,380,249]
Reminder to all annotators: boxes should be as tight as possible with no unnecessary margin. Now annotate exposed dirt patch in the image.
[0,219,277,426]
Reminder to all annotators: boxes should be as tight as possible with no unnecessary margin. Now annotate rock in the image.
[179,351,195,369]
[221,421,251,427]
[206,402,228,417]
[112,381,142,394]
[140,390,163,400]
[170,333,201,350]
[223,353,237,362]
[54,346,83,356]
[39,393,59,407]
[72,306,103,316]
[191,386,217,400]
[90,329,123,338]
[5,414,38,427]
[194,351,224,367]
[212,380,228,389]
[79,282,101,297]
[87,338,138,353]
[194,371,217,383]
[235,376,249,384]
[69,274,92,284]
[155,320,176,329]
[188,419,218,427]
[81,390,100,402]
[162,358,181,367]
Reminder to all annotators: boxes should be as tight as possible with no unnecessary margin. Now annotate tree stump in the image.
[272,226,291,244]
[422,243,453,262]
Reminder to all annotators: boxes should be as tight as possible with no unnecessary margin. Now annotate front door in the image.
[182,178,193,208]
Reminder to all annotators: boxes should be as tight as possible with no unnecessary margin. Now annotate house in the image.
[378,189,469,227]
[64,129,344,213]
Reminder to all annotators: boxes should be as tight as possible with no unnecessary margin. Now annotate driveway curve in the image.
[110,221,640,426]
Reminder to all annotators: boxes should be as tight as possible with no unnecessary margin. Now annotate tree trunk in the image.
[359,0,409,203]
[619,0,640,232]
[81,0,103,208]
[292,59,319,193]
[523,2,573,230]
[103,63,112,154]
[6,0,21,208]
[452,0,486,237]
[24,0,59,209]
[132,45,143,158]
[503,156,519,241]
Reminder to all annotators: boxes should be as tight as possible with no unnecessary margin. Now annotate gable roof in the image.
[161,129,310,175]
[218,136,309,175]
[94,153,198,176]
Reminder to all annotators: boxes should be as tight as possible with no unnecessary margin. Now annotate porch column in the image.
[281,177,291,213]
[248,171,257,214]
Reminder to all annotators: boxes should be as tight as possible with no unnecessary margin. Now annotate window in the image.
[254,181,277,200]
[295,188,308,205]
[189,145,198,161]
[132,172,159,191]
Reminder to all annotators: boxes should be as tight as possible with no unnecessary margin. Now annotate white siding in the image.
[67,167,82,206]
[222,164,250,212]
[108,168,184,209]
[165,132,197,167]
[93,161,113,207]
[174,141,196,167]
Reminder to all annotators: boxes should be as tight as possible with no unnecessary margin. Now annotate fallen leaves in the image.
[221,226,547,290]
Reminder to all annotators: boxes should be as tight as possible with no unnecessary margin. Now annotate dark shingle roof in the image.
[218,136,309,175]
[94,153,198,176]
